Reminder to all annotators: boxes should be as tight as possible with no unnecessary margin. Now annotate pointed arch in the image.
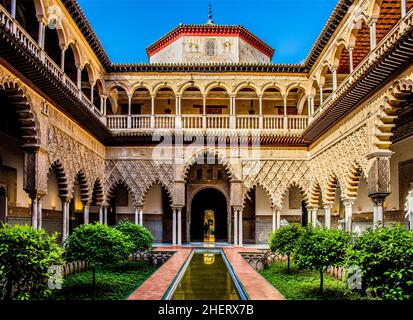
[0,77,40,147]
[91,178,104,206]
[48,160,68,198]
[325,174,340,204]
[279,180,309,209]
[344,163,363,199]
[182,148,235,182]
[73,170,89,204]
[242,182,276,210]
[141,180,173,207]
[105,178,135,205]
[309,180,323,207]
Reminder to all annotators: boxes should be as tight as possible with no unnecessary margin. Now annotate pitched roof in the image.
[145,24,275,59]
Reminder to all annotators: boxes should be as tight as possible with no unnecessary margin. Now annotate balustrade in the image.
[0,6,102,118]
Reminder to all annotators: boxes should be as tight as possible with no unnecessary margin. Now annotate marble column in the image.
[139,208,143,226]
[233,209,238,246]
[238,210,243,247]
[177,208,182,246]
[37,197,43,230]
[312,207,319,227]
[76,66,82,90]
[31,197,38,230]
[134,208,139,225]
[348,47,354,73]
[172,209,177,246]
[343,199,354,232]
[276,210,281,230]
[332,68,337,91]
[272,209,276,232]
[401,0,407,17]
[319,85,324,106]
[408,191,413,230]
[371,196,385,227]
[323,204,332,229]
[60,48,66,71]
[83,204,89,225]
[103,206,108,225]
[258,95,263,129]
[369,19,377,50]
[11,0,16,18]
[283,95,288,129]
[99,206,103,224]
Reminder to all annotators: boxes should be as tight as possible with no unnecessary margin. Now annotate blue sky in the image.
[77,0,338,64]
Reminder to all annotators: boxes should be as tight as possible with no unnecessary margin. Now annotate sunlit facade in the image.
[0,0,412,246]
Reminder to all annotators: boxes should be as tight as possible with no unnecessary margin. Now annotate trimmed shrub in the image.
[0,224,63,300]
[269,223,303,273]
[115,220,154,252]
[64,224,134,287]
[346,224,413,300]
[294,226,351,294]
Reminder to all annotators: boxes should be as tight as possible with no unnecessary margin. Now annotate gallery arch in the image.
[190,188,228,242]
[142,183,173,243]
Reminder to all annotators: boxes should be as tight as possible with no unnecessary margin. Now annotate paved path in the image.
[127,246,284,300]
[223,248,285,300]
[127,247,192,300]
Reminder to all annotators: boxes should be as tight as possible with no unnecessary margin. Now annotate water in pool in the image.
[171,253,240,300]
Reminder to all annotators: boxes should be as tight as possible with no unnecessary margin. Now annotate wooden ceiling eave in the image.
[0,27,113,142]
[302,28,413,142]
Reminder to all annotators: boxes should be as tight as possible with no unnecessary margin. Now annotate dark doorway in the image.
[191,188,227,242]
[162,188,173,243]
[301,200,308,226]
[0,186,7,224]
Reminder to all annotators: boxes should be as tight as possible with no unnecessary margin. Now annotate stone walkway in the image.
[223,248,284,300]
[127,246,284,300]
[127,247,192,300]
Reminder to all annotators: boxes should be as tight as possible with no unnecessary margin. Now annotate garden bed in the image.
[49,261,158,300]
[260,261,367,300]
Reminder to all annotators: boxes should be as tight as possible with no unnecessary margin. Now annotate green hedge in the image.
[0,224,63,300]
[346,224,413,300]
[115,220,154,252]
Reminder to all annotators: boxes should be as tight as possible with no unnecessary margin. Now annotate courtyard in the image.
[0,0,413,310]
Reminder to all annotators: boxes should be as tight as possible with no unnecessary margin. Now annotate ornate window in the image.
[206,39,216,56]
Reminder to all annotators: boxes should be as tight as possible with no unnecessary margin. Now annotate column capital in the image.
[322,203,333,210]
[60,196,73,204]
[342,198,355,207]
[371,196,386,206]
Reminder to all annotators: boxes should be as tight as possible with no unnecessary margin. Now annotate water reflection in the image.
[171,253,240,300]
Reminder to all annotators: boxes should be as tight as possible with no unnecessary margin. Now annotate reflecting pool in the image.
[171,252,240,300]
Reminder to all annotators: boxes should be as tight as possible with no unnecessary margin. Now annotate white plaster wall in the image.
[388,135,413,211]
[280,189,302,216]
[0,134,30,208]
[143,185,163,215]
[150,38,184,64]
[150,35,270,64]
[239,38,270,64]
[42,170,62,211]
[352,175,373,214]
[255,186,272,216]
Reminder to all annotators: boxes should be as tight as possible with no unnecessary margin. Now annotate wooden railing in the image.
[0,6,103,119]
[106,114,309,131]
